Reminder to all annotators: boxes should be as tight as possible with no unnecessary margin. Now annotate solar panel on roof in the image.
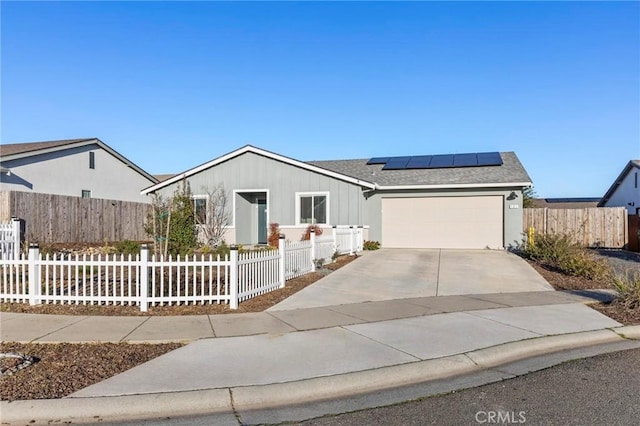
[382,156,411,170]
[477,152,502,166]
[406,155,432,169]
[429,154,454,168]
[367,157,389,165]
[453,153,478,167]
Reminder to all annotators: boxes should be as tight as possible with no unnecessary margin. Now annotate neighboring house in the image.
[530,197,600,209]
[0,138,158,203]
[142,145,532,249]
[598,160,640,215]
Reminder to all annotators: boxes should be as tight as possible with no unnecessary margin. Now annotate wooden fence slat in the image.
[523,207,628,249]
[0,190,152,243]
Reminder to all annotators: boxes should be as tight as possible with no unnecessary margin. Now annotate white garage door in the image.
[381,196,503,249]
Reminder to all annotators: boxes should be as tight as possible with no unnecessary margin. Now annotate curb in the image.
[2,326,639,425]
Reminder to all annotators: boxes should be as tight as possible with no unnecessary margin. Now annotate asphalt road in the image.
[301,347,640,426]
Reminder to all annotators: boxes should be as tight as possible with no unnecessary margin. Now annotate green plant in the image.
[521,232,611,281]
[611,271,640,310]
[332,250,340,261]
[114,240,141,255]
[314,258,325,269]
[301,224,323,241]
[363,240,381,250]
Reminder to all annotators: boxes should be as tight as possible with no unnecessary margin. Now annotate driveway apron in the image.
[269,249,553,311]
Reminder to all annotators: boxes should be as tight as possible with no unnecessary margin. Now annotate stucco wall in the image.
[1,144,154,203]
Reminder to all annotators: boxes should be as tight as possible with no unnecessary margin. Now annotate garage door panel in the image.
[381,196,503,249]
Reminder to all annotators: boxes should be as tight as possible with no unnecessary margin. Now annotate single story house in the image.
[598,160,640,215]
[0,138,158,203]
[142,145,532,249]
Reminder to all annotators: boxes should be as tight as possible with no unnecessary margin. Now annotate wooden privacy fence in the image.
[523,207,628,248]
[0,228,363,311]
[0,190,152,243]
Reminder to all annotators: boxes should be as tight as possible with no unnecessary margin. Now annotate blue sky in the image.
[1,1,638,198]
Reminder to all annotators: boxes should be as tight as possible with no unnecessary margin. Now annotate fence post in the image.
[230,245,239,309]
[357,225,364,251]
[28,244,41,306]
[279,235,286,288]
[310,228,316,272]
[11,217,21,260]
[349,226,355,255]
[139,245,149,312]
[332,225,337,253]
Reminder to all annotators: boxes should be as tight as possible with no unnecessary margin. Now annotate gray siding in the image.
[364,188,524,249]
[1,144,154,203]
[154,151,367,229]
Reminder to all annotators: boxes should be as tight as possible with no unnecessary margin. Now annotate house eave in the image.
[597,160,640,207]
[141,145,376,195]
[373,181,533,191]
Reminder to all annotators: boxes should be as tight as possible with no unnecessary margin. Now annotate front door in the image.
[257,198,267,244]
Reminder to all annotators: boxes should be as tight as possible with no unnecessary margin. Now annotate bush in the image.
[268,223,281,248]
[114,240,141,256]
[611,272,640,310]
[521,232,611,281]
[301,225,323,241]
[363,240,381,250]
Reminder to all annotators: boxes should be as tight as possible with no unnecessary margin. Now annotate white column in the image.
[278,235,286,288]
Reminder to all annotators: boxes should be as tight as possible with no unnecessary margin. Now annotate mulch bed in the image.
[528,260,640,325]
[0,342,181,401]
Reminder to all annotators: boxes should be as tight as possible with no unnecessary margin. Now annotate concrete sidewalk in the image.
[2,289,639,425]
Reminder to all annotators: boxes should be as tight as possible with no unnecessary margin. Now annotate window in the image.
[297,193,328,225]
[635,172,638,189]
[89,152,95,169]
[81,190,91,198]
[193,197,207,224]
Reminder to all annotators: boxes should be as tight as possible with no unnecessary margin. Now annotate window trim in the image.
[295,191,330,226]
[192,195,208,225]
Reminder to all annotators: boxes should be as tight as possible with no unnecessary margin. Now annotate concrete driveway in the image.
[269,249,553,311]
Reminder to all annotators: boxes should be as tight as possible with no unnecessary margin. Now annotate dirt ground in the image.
[2,253,638,402]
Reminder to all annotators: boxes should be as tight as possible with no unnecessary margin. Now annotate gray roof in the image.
[0,138,94,157]
[0,138,158,184]
[307,152,531,188]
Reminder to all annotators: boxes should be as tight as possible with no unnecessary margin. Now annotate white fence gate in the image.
[0,218,20,260]
[0,227,363,311]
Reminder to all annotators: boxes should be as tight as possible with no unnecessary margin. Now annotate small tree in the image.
[168,180,197,255]
[523,186,537,208]
[268,223,281,248]
[195,184,231,247]
[144,179,197,256]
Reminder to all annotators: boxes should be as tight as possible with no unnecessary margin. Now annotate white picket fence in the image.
[0,218,21,260]
[0,227,364,311]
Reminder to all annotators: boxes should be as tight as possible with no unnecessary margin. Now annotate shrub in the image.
[521,232,611,281]
[114,240,141,255]
[268,223,281,248]
[611,271,640,310]
[363,240,381,250]
[301,225,323,241]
